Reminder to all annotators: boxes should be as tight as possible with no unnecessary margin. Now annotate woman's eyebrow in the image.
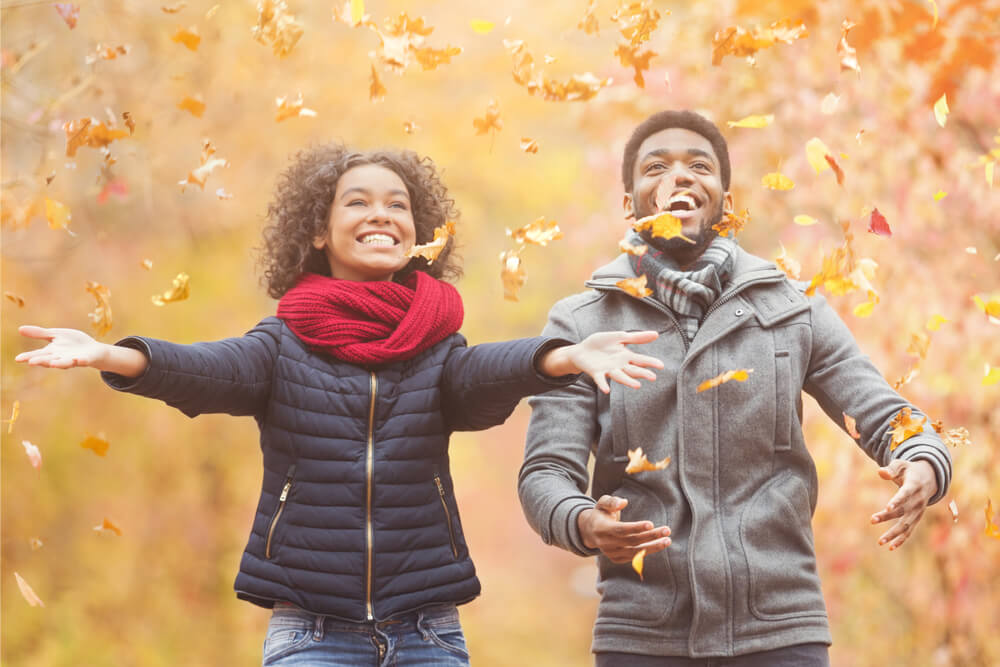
[339,187,410,199]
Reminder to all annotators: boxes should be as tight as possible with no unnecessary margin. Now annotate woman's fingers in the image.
[628,353,664,369]
[18,325,54,340]
[618,330,658,345]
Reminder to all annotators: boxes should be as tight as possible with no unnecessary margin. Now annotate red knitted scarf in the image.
[276,271,464,365]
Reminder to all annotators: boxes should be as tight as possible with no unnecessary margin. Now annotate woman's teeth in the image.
[359,233,395,247]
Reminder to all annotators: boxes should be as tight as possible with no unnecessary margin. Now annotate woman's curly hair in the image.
[258,143,462,299]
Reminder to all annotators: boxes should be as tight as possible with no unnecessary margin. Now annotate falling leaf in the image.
[205,4,219,19]
[216,187,233,200]
[727,114,773,129]
[926,314,948,331]
[93,517,122,536]
[948,500,958,523]
[14,572,44,607]
[141,259,154,270]
[29,538,44,551]
[892,367,920,391]
[614,41,657,87]
[762,172,794,190]
[473,99,503,136]
[774,243,801,280]
[853,291,878,317]
[275,93,317,122]
[84,44,130,64]
[122,111,135,135]
[933,190,947,201]
[350,0,365,25]
[635,211,694,243]
[177,95,205,118]
[499,249,526,301]
[793,214,819,226]
[502,39,611,102]
[469,19,494,34]
[619,238,648,256]
[171,25,201,51]
[697,368,754,393]
[931,423,971,448]
[578,0,599,34]
[867,208,892,237]
[5,292,25,308]
[625,447,671,474]
[519,137,539,154]
[927,0,939,28]
[984,364,1000,386]
[97,179,129,204]
[972,295,1000,320]
[711,18,808,66]
[403,120,420,134]
[80,434,110,457]
[611,0,664,47]
[22,440,42,470]
[162,2,186,12]
[821,93,840,115]
[5,400,21,434]
[412,44,463,70]
[369,63,387,102]
[933,93,949,128]
[406,221,455,264]
[824,154,845,185]
[843,413,861,439]
[632,548,646,581]
[85,281,112,337]
[907,331,931,359]
[986,499,1000,539]
[616,275,652,299]
[507,217,562,246]
[251,0,303,57]
[54,3,79,29]
[889,407,927,450]
[805,138,833,174]
[151,273,191,306]
[712,208,749,237]
[179,140,229,191]
[838,20,860,75]
[63,118,129,157]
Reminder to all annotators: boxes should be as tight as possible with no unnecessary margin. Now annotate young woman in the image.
[16,144,662,666]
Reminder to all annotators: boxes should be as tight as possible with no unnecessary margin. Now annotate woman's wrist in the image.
[538,344,575,378]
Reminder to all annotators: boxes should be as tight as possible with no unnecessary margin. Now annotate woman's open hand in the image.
[539,330,664,393]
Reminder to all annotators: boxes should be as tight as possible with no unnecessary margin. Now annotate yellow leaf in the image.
[625,447,671,474]
[889,407,927,450]
[44,198,71,230]
[726,114,773,129]
[618,238,648,256]
[80,434,110,457]
[972,295,1000,319]
[275,93,317,122]
[499,249,526,301]
[933,190,947,201]
[251,0,303,57]
[852,296,876,318]
[519,137,539,154]
[351,0,364,25]
[4,400,20,434]
[761,172,794,190]
[697,368,753,393]
[925,314,948,331]
[616,275,652,299]
[805,138,832,174]
[933,93,949,128]
[151,273,190,306]
[983,364,1000,386]
[473,99,503,136]
[986,499,1000,539]
[171,25,201,51]
[634,211,694,243]
[632,548,646,581]
[14,572,44,607]
[406,221,455,264]
[712,208,750,237]
[507,217,562,246]
[469,19,494,34]
[793,214,818,226]
[85,281,112,337]
[176,95,205,118]
[93,517,122,536]
[986,161,994,187]
[928,0,939,28]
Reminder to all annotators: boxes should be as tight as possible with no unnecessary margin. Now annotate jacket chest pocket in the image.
[774,351,792,451]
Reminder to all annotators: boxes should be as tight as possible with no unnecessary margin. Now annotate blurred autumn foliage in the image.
[2,0,999,665]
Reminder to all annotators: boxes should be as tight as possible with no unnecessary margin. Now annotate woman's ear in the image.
[312,234,327,250]
[623,193,635,220]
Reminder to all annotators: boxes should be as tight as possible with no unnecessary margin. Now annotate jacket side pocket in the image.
[266,464,296,560]
[434,475,459,560]
[774,351,792,451]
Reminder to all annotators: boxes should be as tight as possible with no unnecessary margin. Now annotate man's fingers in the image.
[595,495,628,513]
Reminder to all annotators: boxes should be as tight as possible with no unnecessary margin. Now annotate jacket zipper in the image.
[265,464,296,559]
[365,372,377,621]
[434,475,459,558]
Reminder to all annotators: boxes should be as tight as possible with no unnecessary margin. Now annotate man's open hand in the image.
[578,495,671,563]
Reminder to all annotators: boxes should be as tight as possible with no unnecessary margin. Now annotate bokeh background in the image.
[2,1,999,665]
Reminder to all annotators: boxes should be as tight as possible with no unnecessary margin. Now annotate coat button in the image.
[735,308,745,316]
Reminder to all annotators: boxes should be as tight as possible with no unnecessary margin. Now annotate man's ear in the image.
[723,192,734,215]
[623,193,635,220]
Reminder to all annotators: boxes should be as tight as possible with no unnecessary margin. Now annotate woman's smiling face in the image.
[314,164,417,282]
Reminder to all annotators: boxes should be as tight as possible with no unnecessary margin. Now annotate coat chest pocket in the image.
[774,351,792,451]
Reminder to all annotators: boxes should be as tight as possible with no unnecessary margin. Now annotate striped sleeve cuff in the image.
[891,440,952,505]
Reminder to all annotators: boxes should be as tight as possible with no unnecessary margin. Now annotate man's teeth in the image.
[668,194,697,211]
[359,233,395,246]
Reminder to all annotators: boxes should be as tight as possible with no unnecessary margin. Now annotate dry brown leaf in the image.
[712,18,808,66]
[122,111,135,135]
[6,292,26,308]
[499,249,526,301]
[152,273,191,306]
[712,208,749,237]
[84,44,129,64]
[625,447,671,474]
[614,41,657,87]
[63,118,129,157]
[179,140,229,191]
[251,0,303,57]
[80,434,110,457]
[406,221,455,264]
[507,217,562,246]
[616,275,652,299]
[889,407,927,450]
[403,120,420,134]
[85,281,112,337]
[14,572,44,607]
[29,538,44,551]
[697,368,754,392]
[611,1,664,47]
[578,0,599,34]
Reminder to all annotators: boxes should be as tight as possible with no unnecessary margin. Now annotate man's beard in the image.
[636,196,725,267]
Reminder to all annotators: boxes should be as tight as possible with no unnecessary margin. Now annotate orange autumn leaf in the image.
[578,0,599,35]
[44,198,71,231]
[712,208,749,237]
[251,0,303,58]
[611,0,664,47]
[889,407,927,450]
[614,41,657,88]
[84,44,129,65]
[85,281,112,337]
[985,499,1000,539]
[4,400,20,434]
[141,259,154,270]
[838,20,861,75]
[413,45,463,70]
[406,221,455,264]
[14,572,44,607]
[502,40,611,102]
[473,99,503,136]
[499,249,526,301]
[632,548,646,581]
[774,243,801,280]
[893,366,920,391]
[80,434,110,457]
[762,172,794,190]
[697,368,754,393]
[93,517,122,536]
[275,93,317,122]
[520,137,539,154]
[625,447,671,474]
[171,25,201,51]
[6,292,25,308]
[369,63,387,102]
[122,111,135,135]
[22,440,42,470]
[54,3,79,29]
[402,120,420,134]
[907,331,931,359]
[711,18,808,66]
[29,537,44,551]
[619,238,648,256]
[162,2,187,12]
[635,211,694,243]
[63,118,129,157]
[824,154,846,186]
[843,412,861,439]
[151,273,190,306]
[617,275,652,299]
[507,217,563,246]
[179,140,229,191]
[176,95,205,118]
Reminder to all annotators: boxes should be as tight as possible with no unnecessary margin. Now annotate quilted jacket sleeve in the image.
[100,317,281,419]
[440,335,579,432]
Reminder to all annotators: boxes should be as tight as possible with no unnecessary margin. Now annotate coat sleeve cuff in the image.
[549,496,601,557]
[100,337,154,391]
[530,337,583,386]
[891,440,952,505]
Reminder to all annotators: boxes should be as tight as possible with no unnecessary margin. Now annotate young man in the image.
[518,110,951,667]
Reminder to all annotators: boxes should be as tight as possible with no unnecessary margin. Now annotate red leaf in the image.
[868,207,892,237]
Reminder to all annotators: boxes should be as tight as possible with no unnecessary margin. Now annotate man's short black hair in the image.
[621,110,731,193]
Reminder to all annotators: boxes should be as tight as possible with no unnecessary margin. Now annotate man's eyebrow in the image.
[339,187,411,199]
[641,148,717,164]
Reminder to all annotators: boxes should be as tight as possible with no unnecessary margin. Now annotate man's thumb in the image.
[596,495,628,514]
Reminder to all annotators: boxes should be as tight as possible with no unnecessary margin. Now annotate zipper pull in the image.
[434,476,445,497]
[279,481,291,502]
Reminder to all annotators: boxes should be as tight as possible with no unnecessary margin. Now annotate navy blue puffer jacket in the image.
[102,317,573,621]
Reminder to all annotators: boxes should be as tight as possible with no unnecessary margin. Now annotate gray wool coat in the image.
[518,247,951,658]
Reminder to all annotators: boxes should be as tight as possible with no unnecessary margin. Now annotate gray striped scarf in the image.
[626,232,737,342]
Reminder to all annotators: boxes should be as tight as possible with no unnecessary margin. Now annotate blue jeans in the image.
[261,602,469,666]
[595,643,830,667]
